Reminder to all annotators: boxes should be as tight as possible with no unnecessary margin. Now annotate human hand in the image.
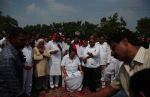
[24,65,32,70]
[64,73,68,79]
[80,71,84,75]
[83,58,87,63]
[50,50,58,54]
[87,52,93,57]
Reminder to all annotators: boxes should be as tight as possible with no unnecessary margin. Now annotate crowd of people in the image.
[0,27,150,97]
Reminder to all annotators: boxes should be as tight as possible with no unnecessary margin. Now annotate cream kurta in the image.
[33,47,50,77]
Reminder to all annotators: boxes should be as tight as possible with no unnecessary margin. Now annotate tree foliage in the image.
[0,11,18,33]
[99,13,126,35]
[24,13,128,38]
[24,21,99,37]
[136,17,150,37]
[1,11,129,39]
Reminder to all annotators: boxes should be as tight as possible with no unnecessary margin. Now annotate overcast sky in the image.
[0,0,150,31]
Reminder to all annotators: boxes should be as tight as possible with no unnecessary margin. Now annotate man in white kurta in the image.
[98,35,111,85]
[103,56,127,97]
[78,39,88,66]
[103,56,123,85]
[22,44,33,96]
[47,39,62,88]
[62,37,71,56]
[61,54,83,92]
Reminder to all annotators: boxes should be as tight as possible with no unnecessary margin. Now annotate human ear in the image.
[121,38,128,46]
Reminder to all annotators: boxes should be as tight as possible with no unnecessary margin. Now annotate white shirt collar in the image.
[133,47,145,64]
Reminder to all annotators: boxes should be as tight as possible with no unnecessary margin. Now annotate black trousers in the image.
[83,66,101,92]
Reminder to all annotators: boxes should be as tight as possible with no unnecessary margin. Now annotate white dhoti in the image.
[64,71,83,92]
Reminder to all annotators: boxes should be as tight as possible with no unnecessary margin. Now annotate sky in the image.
[0,0,150,31]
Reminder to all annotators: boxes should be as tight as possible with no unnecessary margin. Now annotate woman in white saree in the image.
[61,46,83,92]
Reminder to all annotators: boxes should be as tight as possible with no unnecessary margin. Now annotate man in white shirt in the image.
[76,29,150,97]
[103,56,123,86]
[46,33,62,88]
[98,35,111,86]
[22,39,33,97]
[62,36,72,56]
[0,34,6,52]
[83,35,101,92]
[71,35,81,56]
[78,39,88,89]
[78,39,88,64]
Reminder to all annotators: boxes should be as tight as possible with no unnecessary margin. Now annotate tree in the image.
[136,17,150,37]
[23,13,127,38]
[81,21,99,37]
[62,21,82,37]
[99,13,127,35]
[24,21,100,38]
[0,11,18,32]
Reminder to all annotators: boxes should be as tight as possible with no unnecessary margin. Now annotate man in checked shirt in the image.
[0,27,28,97]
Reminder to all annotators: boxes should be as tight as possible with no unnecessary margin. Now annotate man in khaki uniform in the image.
[76,29,150,97]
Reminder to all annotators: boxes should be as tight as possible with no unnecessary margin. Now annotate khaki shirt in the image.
[111,47,150,96]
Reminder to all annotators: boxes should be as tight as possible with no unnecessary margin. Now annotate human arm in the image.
[82,56,91,63]
[76,64,123,97]
[43,47,51,58]
[75,85,119,97]
[22,47,33,70]
[82,47,91,63]
[87,85,118,97]
[47,41,59,54]
[49,50,58,54]
[61,65,68,78]
[78,65,83,75]
[24,65,33,70]
[106,44,111,64]
[89,46,100,57]
[33,47,43,60]
[61,56,68,78]
[77,57,83,75]
[103,64,114,86]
